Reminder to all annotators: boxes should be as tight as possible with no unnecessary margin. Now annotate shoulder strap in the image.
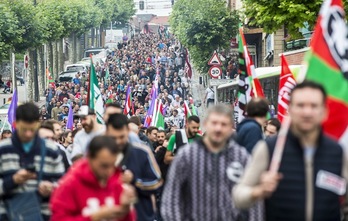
[38,139,46,184]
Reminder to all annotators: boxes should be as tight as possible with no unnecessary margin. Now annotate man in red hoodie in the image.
[50,136,136,221]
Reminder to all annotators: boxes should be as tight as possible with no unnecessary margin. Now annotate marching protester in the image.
[164,115,201,165]
[236,98,269,153]
[161,104,263,221]
[264,118,281,137]
[106,113,163,221]
[71,106,106,159]
[233,81,348,221]
[0,103,65,221]
[50,136,137,221]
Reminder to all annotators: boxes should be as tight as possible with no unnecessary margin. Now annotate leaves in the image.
[0,0,135,60]
[170,0,239,74]
[243,0,348,36]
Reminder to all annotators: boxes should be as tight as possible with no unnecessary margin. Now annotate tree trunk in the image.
[75,33,80,61]
[58,39,64,74]
[52,41,58,79]
[27,50,34,101]
[47,42,53,80]
[68,34,74,64]
[91,28,95,47]
[37,46,45,96]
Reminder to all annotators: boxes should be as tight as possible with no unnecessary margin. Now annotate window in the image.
[139,1,144,10]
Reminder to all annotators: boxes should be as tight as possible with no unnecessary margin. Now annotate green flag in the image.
[89,58,105,124]
[153,100,165,130]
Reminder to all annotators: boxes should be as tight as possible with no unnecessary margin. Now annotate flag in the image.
[153,100,165,130]
[123,85,132,116]
[237,27,253,123]
[144,78,159,127]
[240,29,264,98]
[191,103,198,116]
[185,48,192,79]
[46,67,55,88]
[278,55,297,123]
[89,58,105,124]
[105,68,110,82]
[66,103,74,130]
[183,101,192,118]
[303,0,348,148]
[7,89,17,131]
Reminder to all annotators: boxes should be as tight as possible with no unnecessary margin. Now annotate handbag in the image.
[5,139,46,221]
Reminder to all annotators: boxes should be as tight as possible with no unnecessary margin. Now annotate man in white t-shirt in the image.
[204,87,215,107]
[71,106,106,160]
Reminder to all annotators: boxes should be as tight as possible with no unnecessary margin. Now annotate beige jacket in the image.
[233,140,348,221]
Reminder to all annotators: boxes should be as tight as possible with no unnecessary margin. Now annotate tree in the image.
[170,0,239,74]
[0,2,21,60]
[243,0,348,37]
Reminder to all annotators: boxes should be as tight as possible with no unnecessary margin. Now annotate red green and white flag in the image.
[237,27,265,123]
[240,28,264,98]
[278,55,297,123]
[89,58,105,124]
[46,67,55,88]
[153,99,165,130]
[303,0,348,148]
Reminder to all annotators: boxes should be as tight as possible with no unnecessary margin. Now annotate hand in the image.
[252,171,282,200]
[90,205,129,221]
[38,181,54,197]
[12,169,36,185]
[122,170,134,184]
[120,184,137,205]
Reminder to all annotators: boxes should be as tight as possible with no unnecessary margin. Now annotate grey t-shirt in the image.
[71,127,106,159]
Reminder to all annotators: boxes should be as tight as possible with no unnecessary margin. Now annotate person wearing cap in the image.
[171,95,180,109]
[70,106,106,160]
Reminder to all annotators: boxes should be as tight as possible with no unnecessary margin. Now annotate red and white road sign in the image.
[208,52,222,66]
[24,55,29,69]
[209,65,222,79]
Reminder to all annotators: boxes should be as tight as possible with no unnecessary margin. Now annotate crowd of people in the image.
[0,32,347,221]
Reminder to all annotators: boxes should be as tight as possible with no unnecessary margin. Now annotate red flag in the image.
[278,55,297,123]
[304,0,348,147]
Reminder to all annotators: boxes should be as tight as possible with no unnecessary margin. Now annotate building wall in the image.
[283,48,309,65]
[273,27,284,66]
[134,0,173,16]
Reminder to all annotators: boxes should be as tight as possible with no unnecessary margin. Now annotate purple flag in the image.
[144,82,159,127]
[66,103,74,130]
[7,89,17,131]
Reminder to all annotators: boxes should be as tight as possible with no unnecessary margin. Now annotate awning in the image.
[217,65,306,90]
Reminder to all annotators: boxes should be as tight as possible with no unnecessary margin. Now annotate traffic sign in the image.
[209,79,235,86]
[209,65,222,79]
[24,55,29,69]
[208,52,222,66]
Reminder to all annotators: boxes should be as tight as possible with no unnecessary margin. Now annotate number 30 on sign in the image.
[209,66,222,79]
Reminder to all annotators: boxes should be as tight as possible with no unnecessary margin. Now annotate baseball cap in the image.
[76,105,95,117]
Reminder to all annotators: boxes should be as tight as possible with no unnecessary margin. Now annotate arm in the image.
[161,150,188,221]
[134,148,163,196]
[71,134,84,159]
[164,135,175,164]
[233,141,270,209]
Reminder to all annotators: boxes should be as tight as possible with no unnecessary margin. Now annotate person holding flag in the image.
[233,81,348,221]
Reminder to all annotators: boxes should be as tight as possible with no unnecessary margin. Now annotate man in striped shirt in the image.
[161,104,263,221]
[0,103,65,221]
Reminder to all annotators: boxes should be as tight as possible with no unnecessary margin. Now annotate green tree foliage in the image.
[170,0,239,74]
[5,0,46,53]
[243,0,348,37]
[0,0,135,60]
[0,3,21,59]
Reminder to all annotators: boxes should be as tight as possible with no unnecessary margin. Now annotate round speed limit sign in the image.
[209,65,222,79]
